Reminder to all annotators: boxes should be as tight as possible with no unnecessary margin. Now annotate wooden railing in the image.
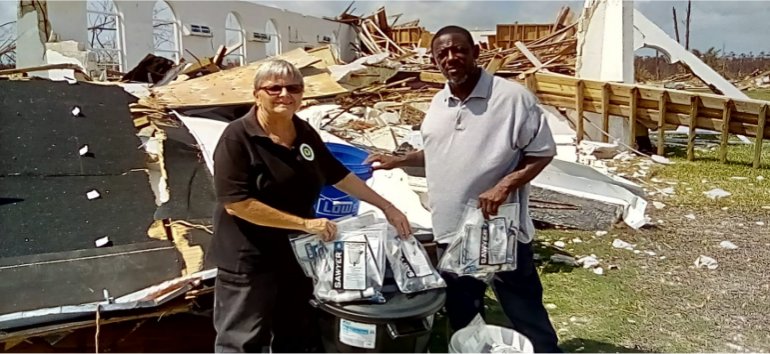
[523,72,769,168]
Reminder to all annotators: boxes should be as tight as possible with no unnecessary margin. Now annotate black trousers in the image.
[212,261,322,353]
[440,242,562,353]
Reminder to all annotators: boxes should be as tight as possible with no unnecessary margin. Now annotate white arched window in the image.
[266,19,280,57]
[87,0,123,73]
[224,12,244,67]
[152,0,179,63]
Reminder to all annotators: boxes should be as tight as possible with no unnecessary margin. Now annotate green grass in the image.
[428,230,649,353]
[746,88,770,101]
[650,141,770,211]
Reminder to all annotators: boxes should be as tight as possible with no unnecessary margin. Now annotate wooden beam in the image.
[525,73,537,93]
[601,83,610,143]
[212,45,227,67]
[629,87,638,148]
[514,41,544,69]
[754,104,767,168]
[657,91,668,155]
[719,99,733,163]
[419,71,446,84]
[0,63,89,78]
[687,96,700,161]
[575,80,585,143]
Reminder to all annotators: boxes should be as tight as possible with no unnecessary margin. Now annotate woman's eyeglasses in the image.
[259,84,303,95]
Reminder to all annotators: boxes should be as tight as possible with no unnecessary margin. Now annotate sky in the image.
[1,0,768,55]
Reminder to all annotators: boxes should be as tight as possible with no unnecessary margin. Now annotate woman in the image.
[209,59,411,353]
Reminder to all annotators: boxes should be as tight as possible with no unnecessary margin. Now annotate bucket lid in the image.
[317,289,445,323]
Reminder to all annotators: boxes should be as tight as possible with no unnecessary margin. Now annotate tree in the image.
[672,7,681,44]
[684,0,692,50]
[87,0,121,71]
[0,20,16,67]
[152,0,178,62]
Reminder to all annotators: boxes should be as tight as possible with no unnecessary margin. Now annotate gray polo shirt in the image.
[421,70,556,244]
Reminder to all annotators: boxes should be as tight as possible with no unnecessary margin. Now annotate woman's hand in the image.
[383,205,412,239]
[303,218,337,242]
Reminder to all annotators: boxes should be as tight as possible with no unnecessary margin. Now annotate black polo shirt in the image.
[209,107,350,274]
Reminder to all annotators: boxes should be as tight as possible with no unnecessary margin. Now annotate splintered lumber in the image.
[575,80,585,143]
[687,96,699,161]
[657,91,668,154]
[755,104,768,168]
[719,99,733,163]
[150,48,346,109]
[0,63,89,77]
[629,87,638,147]
[601,83,611,143]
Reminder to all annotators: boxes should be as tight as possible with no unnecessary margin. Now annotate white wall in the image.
[17,0,357,71]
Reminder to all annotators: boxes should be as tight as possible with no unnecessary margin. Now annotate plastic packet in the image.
[291,211,379,279]
[312,222,387,303]
[438,201,520,280]
[385,231,446,294]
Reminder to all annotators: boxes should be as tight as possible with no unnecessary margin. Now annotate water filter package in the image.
[438,202,521,280]
[385,234,446,294]
[291,211,379,279]
[312,222,388,303]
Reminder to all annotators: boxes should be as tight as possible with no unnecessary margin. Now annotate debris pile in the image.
[331,6,579,76]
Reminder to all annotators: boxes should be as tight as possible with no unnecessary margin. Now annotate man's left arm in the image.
[479,104,556,219]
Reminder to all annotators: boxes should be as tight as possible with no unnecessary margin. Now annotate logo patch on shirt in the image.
[300,143,315,161]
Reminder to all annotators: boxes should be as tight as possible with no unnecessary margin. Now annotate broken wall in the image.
[15,0,358,71]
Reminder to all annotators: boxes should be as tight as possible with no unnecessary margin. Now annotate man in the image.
[366,25,561,352]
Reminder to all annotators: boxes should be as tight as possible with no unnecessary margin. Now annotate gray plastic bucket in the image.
[448,324,534,353]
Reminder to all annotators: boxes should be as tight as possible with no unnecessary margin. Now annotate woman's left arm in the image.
[334,173,412,238]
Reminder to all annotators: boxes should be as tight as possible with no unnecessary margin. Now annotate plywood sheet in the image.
[151,48,348,109]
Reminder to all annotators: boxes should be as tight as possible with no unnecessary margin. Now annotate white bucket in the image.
[448,324,534,353]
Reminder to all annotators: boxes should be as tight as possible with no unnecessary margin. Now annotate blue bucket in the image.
[314,143,373,219]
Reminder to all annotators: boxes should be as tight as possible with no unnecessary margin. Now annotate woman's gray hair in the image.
[252,59,304,89]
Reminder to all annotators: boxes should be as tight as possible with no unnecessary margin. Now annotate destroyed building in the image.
[1,0,768,351]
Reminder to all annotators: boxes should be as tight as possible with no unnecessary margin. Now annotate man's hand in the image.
[364,153,403,171]
[303,218,337,242]
[478,184,511,220]
[382,204,413,239]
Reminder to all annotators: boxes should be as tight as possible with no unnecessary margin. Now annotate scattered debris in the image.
[78,144,90,156]
[757,176,765,181]
[554,240,566,248]
[729,176,749,181]
[685,214,697,220]
[572,238,583,243]
[545,303,558,310]
[86,189,101,200]
[569,316,589,324]
[644,250,657,256]
[652,201,666,209]
[550,254,578,266]
[71,106,82,117]
[94,236,111,247]
[660,187,676,196]
[704,188,732,200]
[757,221,766,226]
[612,239,635,250]
[595,231,608,237]
[651,155,673,165]
[592,267,604,275]
[694,255,719,270]
[577,255,599,268]
[719,241,738,250]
